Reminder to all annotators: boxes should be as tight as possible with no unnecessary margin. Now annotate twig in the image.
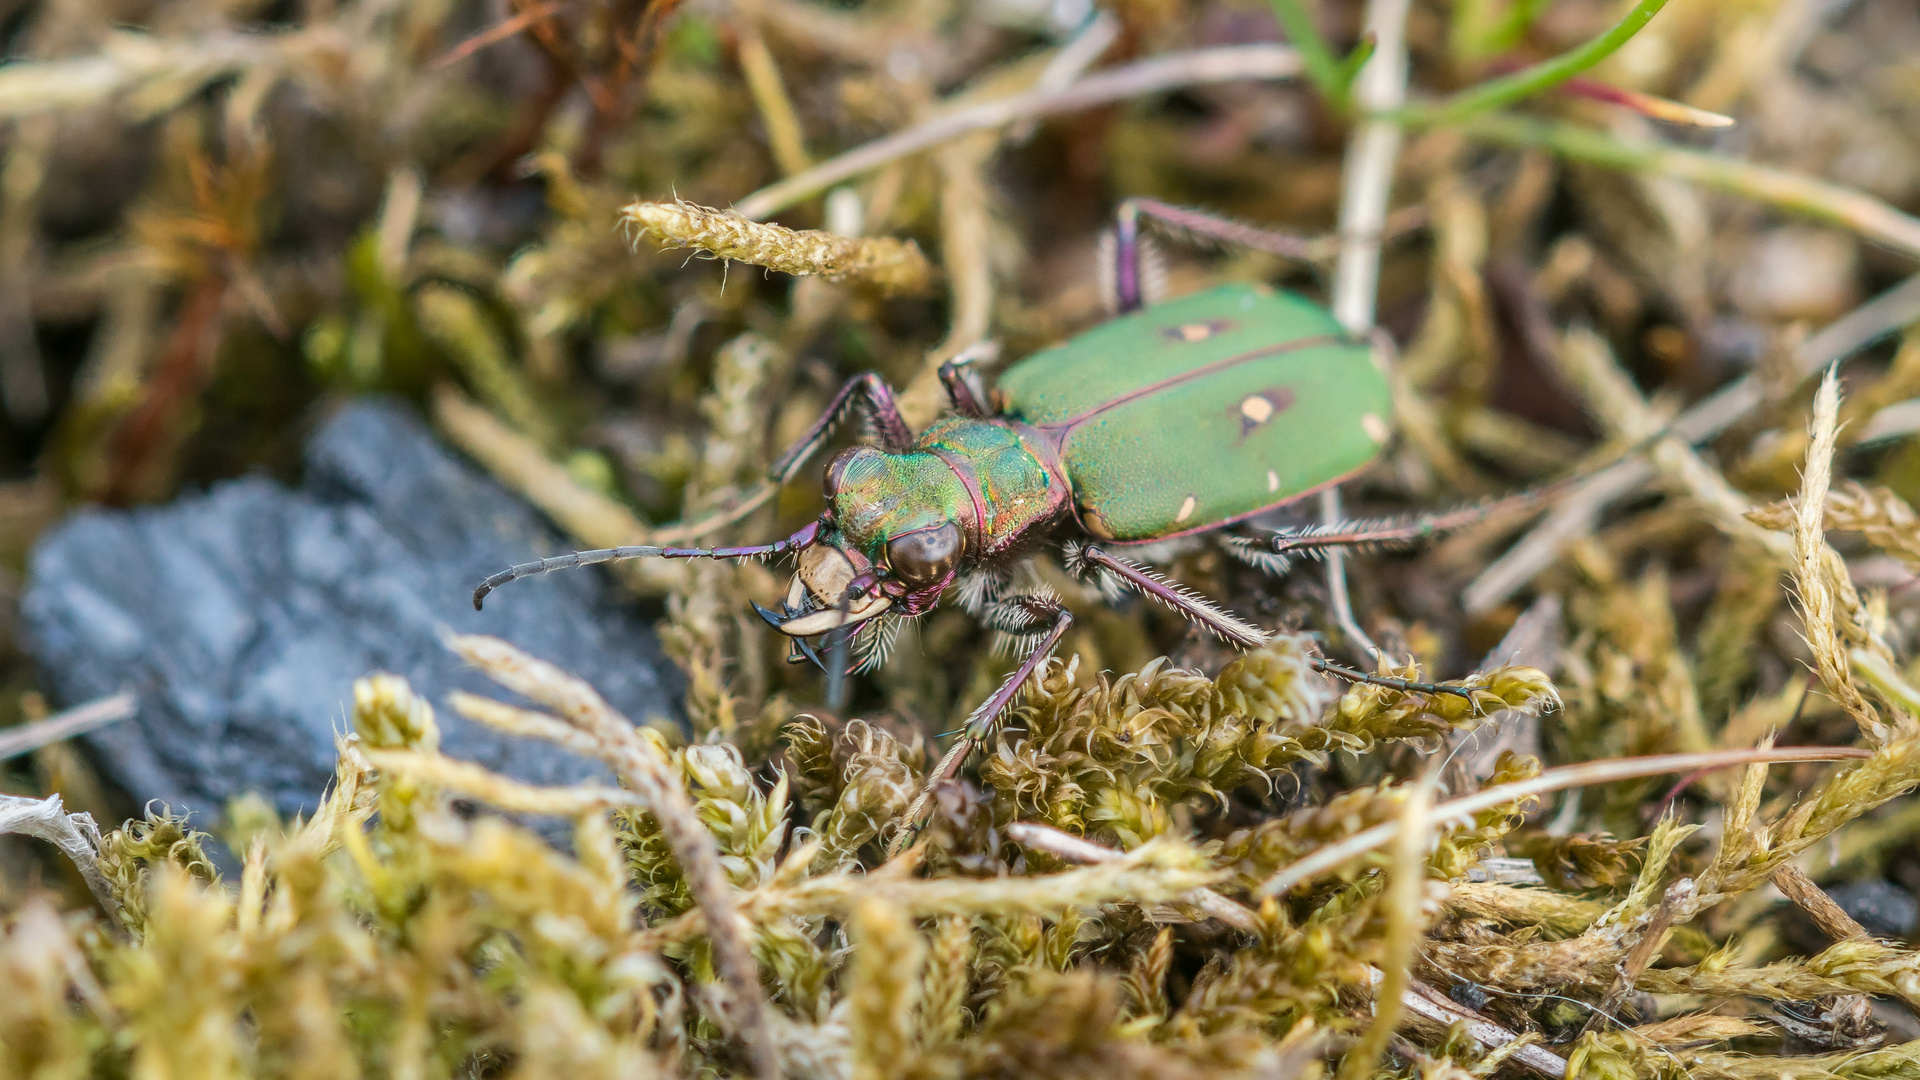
[1397,980,1565,1078]
[1793,368,1889,742]
[429,0,565,68]
[898,137,996,428]
[1772,863,1869,942]
[733,45,1302,220]
[1337,770,1432,1080]
[1254,745,1870,898]
[736,22,812,176]
[0,692,137,761]
[1768,863,1877,1051]
[1008,11,1119,142]
[1321,0,1412,662]
[1460,115,1920,261]
[1579,877,1691,1036]
[1396,0,1672,127]
[1464,272,1920,613]
[0,793,121,927]
[1553,325,1789,559]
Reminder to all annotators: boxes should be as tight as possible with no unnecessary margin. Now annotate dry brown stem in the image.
[734,45,1303,219]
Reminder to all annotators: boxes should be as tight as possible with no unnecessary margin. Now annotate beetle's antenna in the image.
[472,522,822,609]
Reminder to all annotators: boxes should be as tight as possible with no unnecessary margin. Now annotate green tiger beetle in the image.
[475,198,1583,816]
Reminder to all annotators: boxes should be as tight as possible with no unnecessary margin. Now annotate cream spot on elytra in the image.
[1162,319,1234,343]
[1361,412,1389,443]
[1267,470,1280,492]
[1175,495,1197,523]
[1240,395,1275,425]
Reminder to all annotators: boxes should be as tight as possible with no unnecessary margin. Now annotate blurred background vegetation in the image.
[8,0,1920,1075]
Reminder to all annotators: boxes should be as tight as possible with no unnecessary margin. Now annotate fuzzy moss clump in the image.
[8,606,1920,1080]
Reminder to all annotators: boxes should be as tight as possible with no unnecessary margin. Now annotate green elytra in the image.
[473,198,1508,828]
[997,282,1390,541]
[826,282,1387,559]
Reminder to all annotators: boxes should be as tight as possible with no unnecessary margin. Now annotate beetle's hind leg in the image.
[889,595,1073,855]
[1221,431,1662,577]
[1103,198,1334,314]
[1067,543,1270,651]
[1064,543,1484,703]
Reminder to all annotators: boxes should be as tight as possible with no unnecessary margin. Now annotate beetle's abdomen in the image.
[995,283,1391,541]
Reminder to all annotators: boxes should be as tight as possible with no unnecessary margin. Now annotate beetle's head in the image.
[753,447,967,657]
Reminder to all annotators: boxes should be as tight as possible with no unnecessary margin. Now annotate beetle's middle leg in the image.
[1071,544,1269,650]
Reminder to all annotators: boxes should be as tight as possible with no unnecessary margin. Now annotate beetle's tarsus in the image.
[1310,657,1484,702]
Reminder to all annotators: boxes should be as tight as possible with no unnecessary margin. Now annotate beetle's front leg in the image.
[766,371,913,481]
[890,595,1073,852]
[649,372,911,543]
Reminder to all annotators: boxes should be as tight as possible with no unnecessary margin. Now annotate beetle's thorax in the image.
[829,417,1069,565]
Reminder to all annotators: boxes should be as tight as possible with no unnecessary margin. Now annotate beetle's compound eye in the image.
[885,521,961,589]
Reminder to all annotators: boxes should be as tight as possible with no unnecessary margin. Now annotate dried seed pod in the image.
[624,199,935,295]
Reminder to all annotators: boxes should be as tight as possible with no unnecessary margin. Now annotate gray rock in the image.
[1826,879,1919,939]
[21,398,681,824]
